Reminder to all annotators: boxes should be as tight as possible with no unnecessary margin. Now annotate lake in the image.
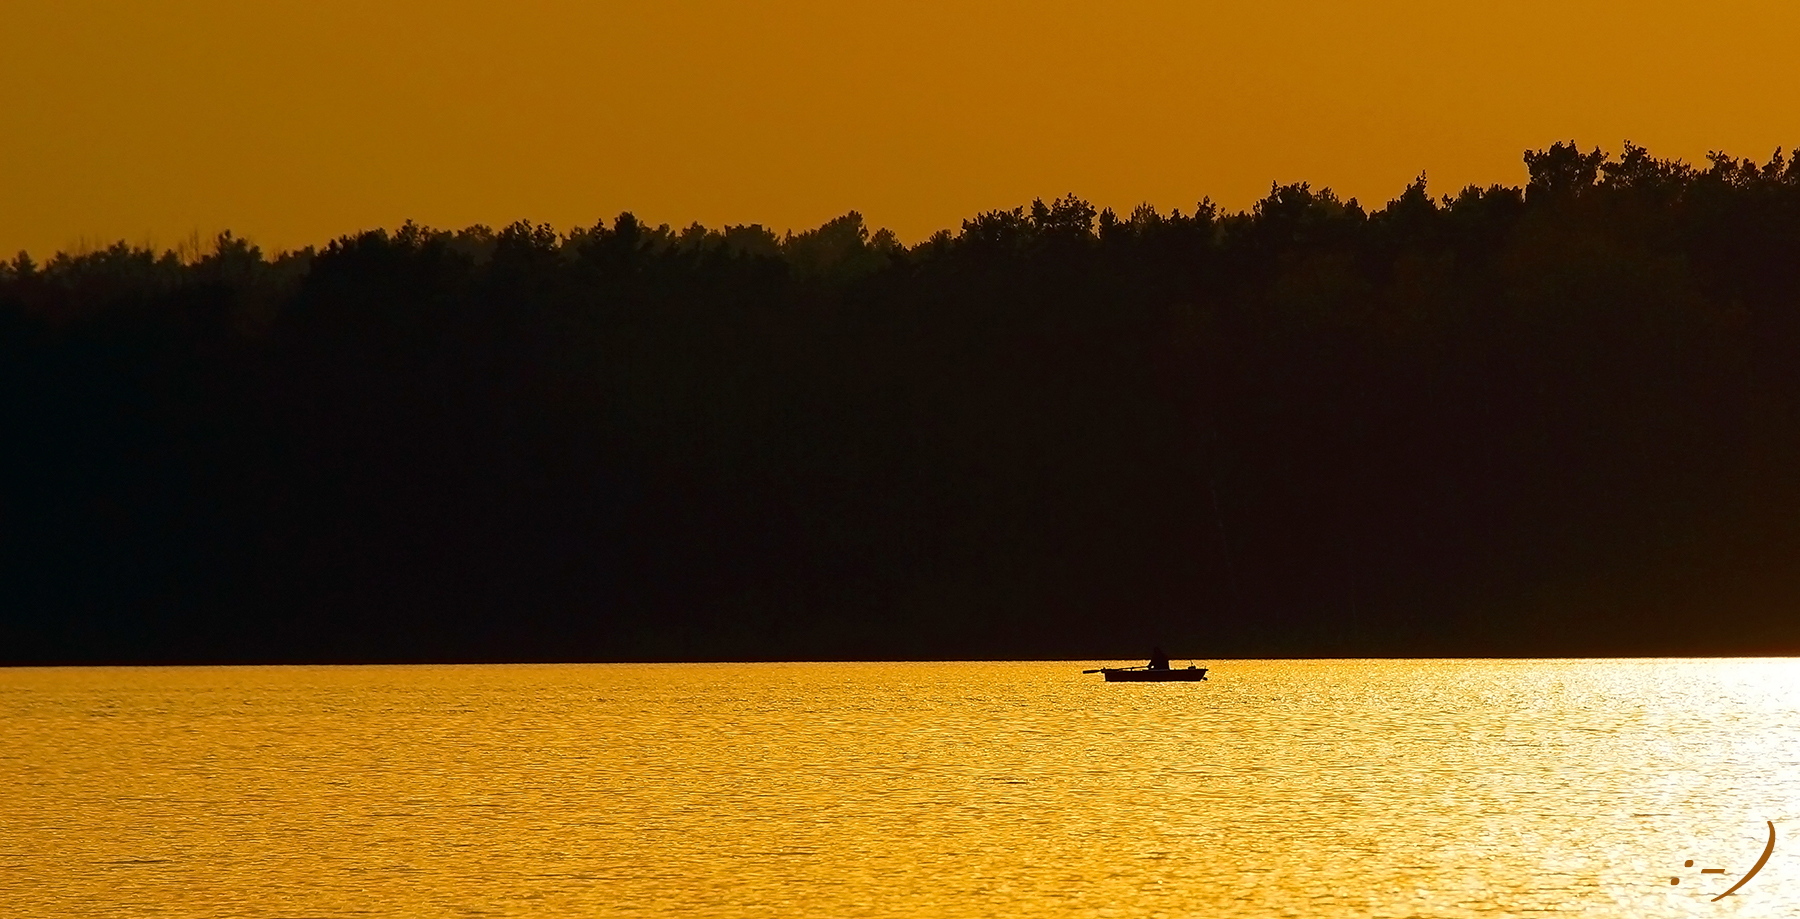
[3,660,1796,917]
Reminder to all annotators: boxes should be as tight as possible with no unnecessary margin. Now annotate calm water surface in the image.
[3,660,1798,917]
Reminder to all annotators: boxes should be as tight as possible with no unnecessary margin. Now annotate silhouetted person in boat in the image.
[1148,646,1170,670]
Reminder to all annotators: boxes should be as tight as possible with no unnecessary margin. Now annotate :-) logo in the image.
[1671,820,1776,902]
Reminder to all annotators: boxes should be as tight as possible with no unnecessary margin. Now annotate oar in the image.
[1081,668,1106,674]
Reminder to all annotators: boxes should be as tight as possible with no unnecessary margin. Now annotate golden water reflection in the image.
[2,660,1797,917]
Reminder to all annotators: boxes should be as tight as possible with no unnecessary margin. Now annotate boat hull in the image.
[1101,668,1208,682]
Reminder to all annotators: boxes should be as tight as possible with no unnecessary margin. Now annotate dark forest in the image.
[6,142,1800,663]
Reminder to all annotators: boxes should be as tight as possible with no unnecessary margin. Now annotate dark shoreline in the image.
[6,141,1800,663]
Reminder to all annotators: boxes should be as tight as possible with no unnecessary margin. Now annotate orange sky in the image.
[3,1,1796,257]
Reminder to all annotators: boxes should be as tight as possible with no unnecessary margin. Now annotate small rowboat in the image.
[1089,666,1208,682]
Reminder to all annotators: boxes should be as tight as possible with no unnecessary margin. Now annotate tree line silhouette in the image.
[6,141,1800,663]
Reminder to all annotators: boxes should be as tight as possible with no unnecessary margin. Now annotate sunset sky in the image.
[3,0,1795,257]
